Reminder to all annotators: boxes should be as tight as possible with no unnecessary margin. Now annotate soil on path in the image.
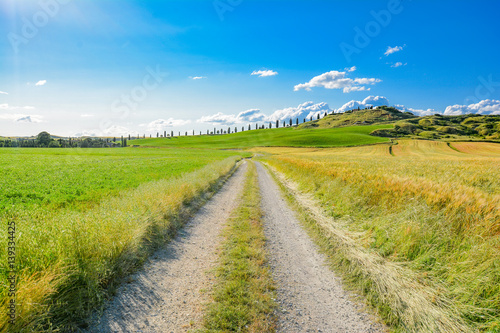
[256,162,385,333]
[87,162,248,333]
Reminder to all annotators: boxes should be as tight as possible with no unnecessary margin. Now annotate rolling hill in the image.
[129,124,394,149]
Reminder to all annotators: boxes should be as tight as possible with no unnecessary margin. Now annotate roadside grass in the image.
[0,155,244,332]
[257,141,500,332]
[130,125,392,149]
[201,161,276,332]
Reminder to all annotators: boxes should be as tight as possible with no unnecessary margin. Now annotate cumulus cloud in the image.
[444,99,500,115]
[197,109,267,125]
[0,113,44,123]
[345,66,357,72]
[73,131,98,137]
[197,102,333,126]
[0,91,8,95]
[384,45,404,56]
[73,126,139,137]
[395,104,437,116]
[15,116,41,123]
[294,69,381,93]
[141,118,192,132]
[251,70,278,77]
[336,96,440,116]
[335,96,390,113]
[267,102,332,122]
[35,80,47,86]
[103,125,139,136]
[0,103,35,110]
[190,76,206,80]
[390,62,407,68]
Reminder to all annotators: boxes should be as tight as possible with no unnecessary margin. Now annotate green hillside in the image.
[370,113,500,141]
[298,106,416,129]
[130,124,393,149]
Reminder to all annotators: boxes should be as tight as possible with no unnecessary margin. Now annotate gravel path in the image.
[256,162,385,333]
[87,161,248,333]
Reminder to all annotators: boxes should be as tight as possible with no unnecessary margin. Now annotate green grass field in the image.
[0,147,248,332]
[130,124,393,149]
[0,148,243,213]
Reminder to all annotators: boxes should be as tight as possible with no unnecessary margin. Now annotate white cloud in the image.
[335,96,390,113]
[15,116,43,123]
[103,125,139,136]
[384,45,404,56]
[0,113,44,123]
[251,70,278,77]
[444,99,500,115]
[294,69,381,93]
[197,109,267,125]
[73,131,98,137]
[390,62,407,68]
[81,114,94,118]
[345,66,357,72]
[190,76,206,80]
[268,102,333,122]
[73,126,140,137]
[0,103,35,110]
[35,80,47,86]
[336,97,439,116]
[141,118,192,132]
[395,104,437,116]
[343,86,368,93]
[0,91,8,95]
[197,102,333,126]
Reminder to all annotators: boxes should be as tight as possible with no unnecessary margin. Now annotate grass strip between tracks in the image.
[201,161,277,332]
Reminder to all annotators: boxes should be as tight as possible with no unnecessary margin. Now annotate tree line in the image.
[1,106,377,148]
[0,132,128,148]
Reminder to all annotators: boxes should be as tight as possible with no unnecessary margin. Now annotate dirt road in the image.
[256,162,384,333]
[87,160,384,332]
[87,162,248,333]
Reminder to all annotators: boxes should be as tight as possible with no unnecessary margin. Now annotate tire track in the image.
[87,161,248,333]
[256,161,385,333]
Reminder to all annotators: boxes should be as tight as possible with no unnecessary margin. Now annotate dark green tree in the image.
[36,131,51,147]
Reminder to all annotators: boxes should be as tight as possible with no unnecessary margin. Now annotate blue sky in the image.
[1,0,499,137]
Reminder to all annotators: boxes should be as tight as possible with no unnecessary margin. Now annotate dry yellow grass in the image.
[258,140,500,331]
[450,142,500,157]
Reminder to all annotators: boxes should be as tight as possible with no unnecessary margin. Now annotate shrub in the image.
[370,129,399,137]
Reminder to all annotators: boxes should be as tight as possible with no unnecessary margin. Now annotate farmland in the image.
[130,124,393,149]
[0,147,249,332]
[0,148,244,212]
[258,140,500,331]
[2,135,500,332]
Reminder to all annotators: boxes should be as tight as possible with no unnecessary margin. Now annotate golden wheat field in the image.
[259,140,500,331]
